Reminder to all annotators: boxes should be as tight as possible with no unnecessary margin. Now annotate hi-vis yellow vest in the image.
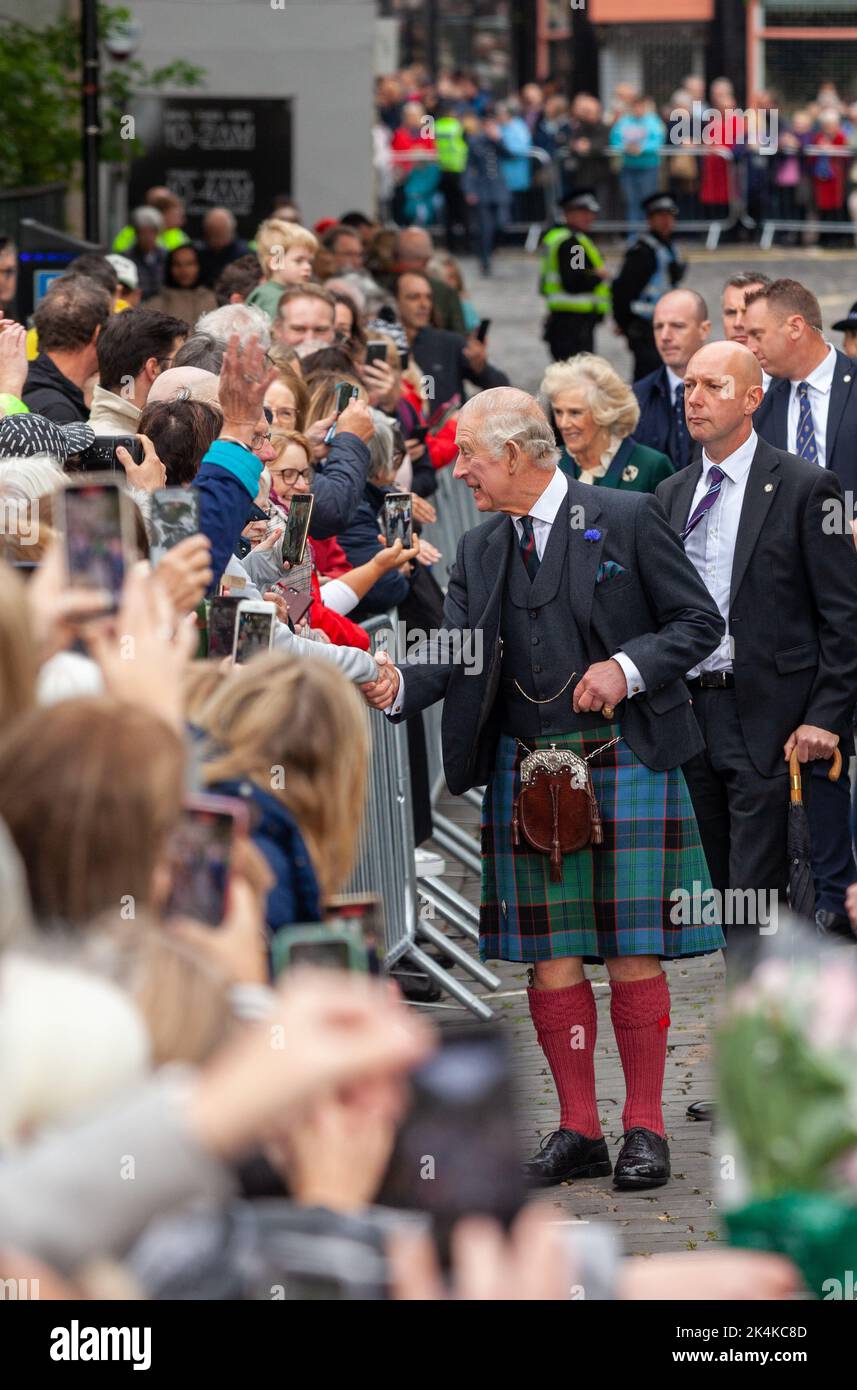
[539,227,611,315]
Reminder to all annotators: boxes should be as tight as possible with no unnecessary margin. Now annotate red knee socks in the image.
[527,979,602,1139]
[609,973,671,1137]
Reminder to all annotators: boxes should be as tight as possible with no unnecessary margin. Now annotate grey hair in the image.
[194,302,271,348]
[367,410,394,482]
[0,455,66,498]
[466,393,559,471]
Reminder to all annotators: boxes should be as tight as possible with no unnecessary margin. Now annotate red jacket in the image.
[399,379,458,470]
[810,131,849,211]
[311,533,352,578]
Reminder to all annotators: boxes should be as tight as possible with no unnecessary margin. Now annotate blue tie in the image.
[682,465,725,542]
[518,514,540,581]
[673,382,690,469]
[795,382,818,464]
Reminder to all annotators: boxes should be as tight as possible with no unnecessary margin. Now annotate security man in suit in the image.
[612,192,686,382]
[745,277,857,941]
[539,188,612,361]
[366,387,725,1192]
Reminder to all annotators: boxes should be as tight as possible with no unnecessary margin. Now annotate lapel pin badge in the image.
[764,483,774,492]
[622,464,639,482]
[844,375,852,384]
[583,528,601,543]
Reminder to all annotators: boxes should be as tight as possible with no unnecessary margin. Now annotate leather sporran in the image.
[511,744,603,883]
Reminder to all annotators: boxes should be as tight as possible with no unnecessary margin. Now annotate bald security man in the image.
[656,341,857,970]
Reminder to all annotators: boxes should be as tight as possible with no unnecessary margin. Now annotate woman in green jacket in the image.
[540,352,674,492]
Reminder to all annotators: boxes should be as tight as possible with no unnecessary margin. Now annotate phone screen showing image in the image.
[63,483,127,608]
[280,494,314,568]
[208,595,242,659]
[165,803,240,926]
[234,608,274,664]
[288,939,354,970]
[383,493,413,548]
[150,489,200,564]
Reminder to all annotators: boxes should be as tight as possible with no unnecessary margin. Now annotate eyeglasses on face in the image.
[269,465,314,485]
[270,405,297,423]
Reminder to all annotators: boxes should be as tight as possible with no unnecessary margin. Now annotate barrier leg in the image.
[420,876,480,935]
[404,942,495,1020]
[416,916,501,990]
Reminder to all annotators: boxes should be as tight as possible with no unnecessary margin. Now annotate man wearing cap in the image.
[832,300,857,361]
[612,193,686,381]
[106,254,142,310]
[539,189,611,361]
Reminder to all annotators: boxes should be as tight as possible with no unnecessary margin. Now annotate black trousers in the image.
[439,171,469,253]
[544,312,599,362]
[807,755,856,916]
[681,689,788,962]
[625,318,660,381]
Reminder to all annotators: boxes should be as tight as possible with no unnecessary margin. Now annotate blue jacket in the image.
[193,441,262,595]
[309,430,372,540]
[608,112,665,169]
[336,480,410,620]
[499,117,533,192]
[632,365,696,470]
[208,776,322,934]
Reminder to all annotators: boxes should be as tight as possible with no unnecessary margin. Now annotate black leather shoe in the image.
[523,1129,612,1188]
[687,1100,716,1123]
[613,1128,670,1190]
[815,909,856,944]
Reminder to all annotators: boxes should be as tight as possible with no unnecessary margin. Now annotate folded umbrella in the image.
[787,747,842,919]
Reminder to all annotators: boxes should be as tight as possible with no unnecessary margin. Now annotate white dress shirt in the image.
[786,343,836,469]
[683,429,757,677]
[386,467,645,715]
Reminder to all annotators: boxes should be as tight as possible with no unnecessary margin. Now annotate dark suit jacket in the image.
[632,364,698,470]
[393,481,725,794]
[752,348,857,495]
[411,325,509,410]
[657,437,857,778]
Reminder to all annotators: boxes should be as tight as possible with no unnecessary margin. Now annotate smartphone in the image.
[379,1027,527,1266]
[55,475,133,613]
[76,434,144,472]
[273,581,313,627]
[271,925,369,977]
[325,893,385,975]
[365,341,389,368]
[164,793,249,927]
[324,381,358,444]
[233,599,276,664]
[207,593,243,659]
[150,487,200,565]
[280,493,314,568]
[475,318,491,343]
[383,492,413,549]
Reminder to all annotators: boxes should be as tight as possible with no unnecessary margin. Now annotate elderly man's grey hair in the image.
[462,387,559,471]
[195,301,271,349]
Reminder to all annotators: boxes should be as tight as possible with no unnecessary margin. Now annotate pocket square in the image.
[596,560,626,584]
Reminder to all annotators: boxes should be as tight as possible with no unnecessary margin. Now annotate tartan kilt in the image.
[480,726,725,964]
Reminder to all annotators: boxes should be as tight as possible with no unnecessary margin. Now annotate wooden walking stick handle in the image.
[788,746,842,804]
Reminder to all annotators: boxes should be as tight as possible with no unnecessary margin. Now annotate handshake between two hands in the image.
[360,650,401,711]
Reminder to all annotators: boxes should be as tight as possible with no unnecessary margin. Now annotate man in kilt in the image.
[367,387,725,1190]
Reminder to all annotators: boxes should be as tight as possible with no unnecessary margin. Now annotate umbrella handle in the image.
[788,746,843,803]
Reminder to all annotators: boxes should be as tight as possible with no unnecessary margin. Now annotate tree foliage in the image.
[0,4,204,189]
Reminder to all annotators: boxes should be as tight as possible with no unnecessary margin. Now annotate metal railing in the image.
[0,183,67,239]
[756,143,857,248]
[347,612,497,1019]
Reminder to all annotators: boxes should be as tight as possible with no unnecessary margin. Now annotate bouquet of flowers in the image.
[717,931,857,1295]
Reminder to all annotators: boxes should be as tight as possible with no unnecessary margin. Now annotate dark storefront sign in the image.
[128,97,292,239]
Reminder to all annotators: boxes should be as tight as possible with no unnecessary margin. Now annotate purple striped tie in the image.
[682,465,725,542]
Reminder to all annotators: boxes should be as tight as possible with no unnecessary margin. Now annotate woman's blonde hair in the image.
[254,218,318,277]
[0,561,37,726]
[305,372,367,428]
[264,357,310,431]
[128,928,233,1067]
[200,652,369,898]
[269,429,313,467]
[541,353,640,439]
[183,661,229,725]
[0,698,186,929]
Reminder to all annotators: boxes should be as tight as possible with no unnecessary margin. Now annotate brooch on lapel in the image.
[584,528,601,543]
[621,464,639,482]
[764,483,773,493]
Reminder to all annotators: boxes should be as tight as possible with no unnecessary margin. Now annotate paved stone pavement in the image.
[413,243,857,1255]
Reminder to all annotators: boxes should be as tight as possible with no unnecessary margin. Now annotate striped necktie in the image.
[518,514,540,580]
[795,381,818,463]
[682,465,725,542]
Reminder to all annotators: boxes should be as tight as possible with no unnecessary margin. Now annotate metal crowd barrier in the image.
[757,145,857,248]
[347,612,497,1019]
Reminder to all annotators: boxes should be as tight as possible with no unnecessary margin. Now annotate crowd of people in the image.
[375,67,857,249]
[0,153,855,1303]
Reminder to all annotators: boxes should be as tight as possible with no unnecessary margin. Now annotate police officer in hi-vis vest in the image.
[434,106,470,255]
[539,189,611,362]
[612,192,686,382]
